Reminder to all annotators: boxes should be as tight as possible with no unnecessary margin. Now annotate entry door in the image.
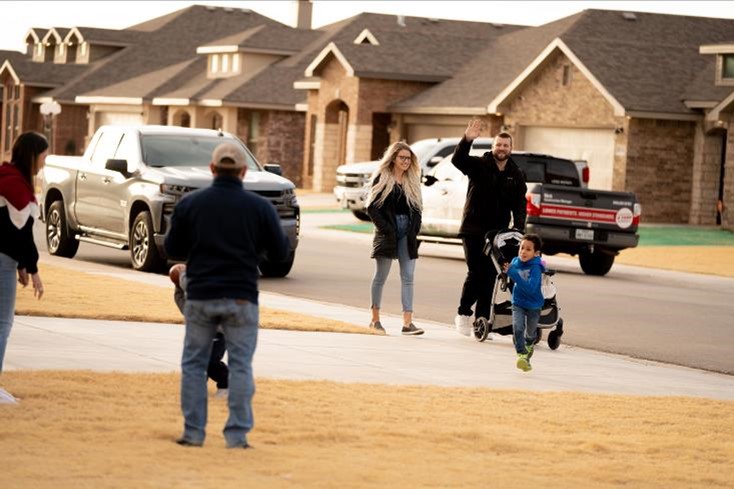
[522,126,615,190]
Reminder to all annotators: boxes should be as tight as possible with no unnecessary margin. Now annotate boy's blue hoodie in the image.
[506,255,545,310]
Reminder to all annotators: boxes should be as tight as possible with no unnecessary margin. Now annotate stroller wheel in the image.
[547,330,561,350]
[473,317,490,342]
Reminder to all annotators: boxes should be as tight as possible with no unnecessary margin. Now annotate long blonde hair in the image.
[367,141,422,211]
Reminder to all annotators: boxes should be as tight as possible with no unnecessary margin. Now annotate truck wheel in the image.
[130,211,166,272]
[352,210,371,222]
[260,251,295,278]
[579,250,615,276]
[46,200,80,258]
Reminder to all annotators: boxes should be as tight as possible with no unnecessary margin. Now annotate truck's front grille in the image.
[336,173,368,188]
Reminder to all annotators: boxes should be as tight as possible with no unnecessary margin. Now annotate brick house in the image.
[388,10,734,227]
[2,5,733,228]
[0,4,320,186]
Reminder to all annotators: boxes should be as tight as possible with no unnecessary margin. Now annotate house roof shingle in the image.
[69,27,143,45]
[393,9,734,115]
[42,5,287,102]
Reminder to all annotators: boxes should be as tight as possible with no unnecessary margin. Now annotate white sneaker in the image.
[0,387,18,404]
[215,388,229,399]
[454,314,472,337]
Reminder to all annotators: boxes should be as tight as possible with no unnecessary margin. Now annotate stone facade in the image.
[626,118,696,223]
[504,51,619,131]
[303,55,431,191]
[723,121,734,230]
[51,104,88,155]
[257,110,306,186]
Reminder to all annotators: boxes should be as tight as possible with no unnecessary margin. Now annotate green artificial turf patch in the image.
[638,226,734,246]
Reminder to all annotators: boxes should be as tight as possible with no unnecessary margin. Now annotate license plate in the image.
[575,229,594,240]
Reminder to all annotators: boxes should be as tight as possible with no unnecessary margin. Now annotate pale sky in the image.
[2,1,734,53]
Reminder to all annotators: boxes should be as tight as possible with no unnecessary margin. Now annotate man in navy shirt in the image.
[165,142,288,449]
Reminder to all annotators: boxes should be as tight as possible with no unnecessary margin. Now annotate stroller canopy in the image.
[489,228,525,268]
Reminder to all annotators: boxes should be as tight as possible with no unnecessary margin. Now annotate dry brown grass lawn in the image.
[13,264,378,335]
[617,246,734,277]
[1,371,732,489]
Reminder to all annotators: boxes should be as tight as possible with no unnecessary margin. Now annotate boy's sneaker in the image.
[525,342,535,360]
[369,321,386,333]
[0,387,18,404]
[215,388,229,399]
[454,314,472,337]
[516,353,532,372]
[401,323,424,336]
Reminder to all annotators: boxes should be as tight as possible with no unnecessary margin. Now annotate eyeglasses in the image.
[396,155,412,162]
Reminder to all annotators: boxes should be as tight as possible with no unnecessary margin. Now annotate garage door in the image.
[94,111,144,130]
[406,123,465,144]
[521,126,615,190]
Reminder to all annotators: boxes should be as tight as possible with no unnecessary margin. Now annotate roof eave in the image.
[390,105,486,115]
[487,38,626,117]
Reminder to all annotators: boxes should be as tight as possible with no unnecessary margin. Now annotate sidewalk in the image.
[6,193,732,401]
[7,293,734,400]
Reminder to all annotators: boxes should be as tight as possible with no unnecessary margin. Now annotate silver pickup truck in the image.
[39,125,299,276]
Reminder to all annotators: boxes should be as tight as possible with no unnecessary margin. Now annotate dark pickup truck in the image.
[420,150,640,275]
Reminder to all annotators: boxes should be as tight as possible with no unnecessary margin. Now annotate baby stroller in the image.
[473,228,564,350]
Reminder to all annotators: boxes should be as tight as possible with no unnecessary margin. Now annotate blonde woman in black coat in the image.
[366,141,424,336]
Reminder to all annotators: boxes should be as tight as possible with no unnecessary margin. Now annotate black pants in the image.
[208,332,229,389]
[458,234,498,320]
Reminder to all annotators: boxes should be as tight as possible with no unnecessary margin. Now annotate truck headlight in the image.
[283,187,298,206]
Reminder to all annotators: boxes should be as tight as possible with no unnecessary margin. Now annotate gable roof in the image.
[391,13,581,113]
[41,5,287,103]
[394,10,734,116]
[1,55,88,87]
[65,27,142,46]
[305,13,522,82]
[198,24,321,55]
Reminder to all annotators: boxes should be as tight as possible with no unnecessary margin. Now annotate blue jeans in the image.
[181,299,259,447]
[0,252,18,372]
[512,304,540,355]
[371,215,416,312]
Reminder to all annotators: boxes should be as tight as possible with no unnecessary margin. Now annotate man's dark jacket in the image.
[451,137,527,236]
[164,175,288,303]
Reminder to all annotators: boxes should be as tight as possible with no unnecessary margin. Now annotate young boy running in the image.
[503,234,545,372]
[170,264,229,397]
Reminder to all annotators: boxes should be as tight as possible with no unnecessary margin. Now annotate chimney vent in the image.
[397,15,406,27]
[297,0,313,29]
[622,12,637,21]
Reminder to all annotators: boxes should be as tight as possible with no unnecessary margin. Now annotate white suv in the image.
[334,137,493,220]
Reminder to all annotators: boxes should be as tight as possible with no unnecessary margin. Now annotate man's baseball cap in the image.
[212,142,247,169]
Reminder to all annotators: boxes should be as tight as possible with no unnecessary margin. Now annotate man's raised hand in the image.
[464,119,482,141]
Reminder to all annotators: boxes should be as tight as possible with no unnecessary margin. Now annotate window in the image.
[89,130,123,169]
[211,54,219,73]
[113,134,140,172]
[141,135,260,170]
[562,65,572,86]
[248,112,260,155]
[722,54,734,79]
[221,54,229,72]
[232,53,240,72]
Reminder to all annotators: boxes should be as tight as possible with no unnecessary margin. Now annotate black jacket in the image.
[367,178,422,260]
[164,175,288,303]
[451,137,527,236]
